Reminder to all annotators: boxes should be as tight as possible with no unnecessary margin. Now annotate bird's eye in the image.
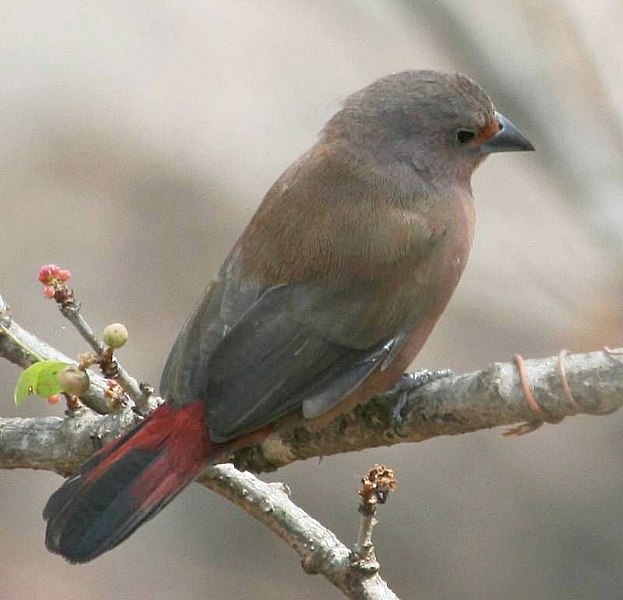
[456,130,476,144]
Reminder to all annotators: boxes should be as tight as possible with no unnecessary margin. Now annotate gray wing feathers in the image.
[161,259,401,444]
[159,250,262,406]
[203,285,395,442]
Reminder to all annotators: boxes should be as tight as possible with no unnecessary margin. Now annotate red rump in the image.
[84,403,209,487]
[43,402,222,563]
[126,403,216,512]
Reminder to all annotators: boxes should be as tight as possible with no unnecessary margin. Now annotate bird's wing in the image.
[159,248,264,408]
[202,283,404,442]
[160,260,407,444]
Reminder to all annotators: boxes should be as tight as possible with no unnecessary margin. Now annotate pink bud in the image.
[38,266,53,284]
[42,286,55,298]
[56,268,71,282]
[38,263,64,284]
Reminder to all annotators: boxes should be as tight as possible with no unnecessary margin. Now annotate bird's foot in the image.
[390,369,453,436]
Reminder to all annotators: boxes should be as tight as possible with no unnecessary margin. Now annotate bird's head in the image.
[324,70,534,188]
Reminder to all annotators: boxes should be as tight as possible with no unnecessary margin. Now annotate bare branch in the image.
[353,465,398,570]
[0,410,136,475]
[236,348,623,472]
[199,465,399,599]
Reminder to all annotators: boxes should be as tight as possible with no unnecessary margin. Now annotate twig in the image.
[199,465,399,599]
[353,465,398,571]
[57,301,152,412]
[23,270,156,413]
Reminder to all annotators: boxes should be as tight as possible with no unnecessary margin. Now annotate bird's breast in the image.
[379,187,476,330]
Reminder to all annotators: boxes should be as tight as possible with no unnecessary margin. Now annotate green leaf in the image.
[14,361,70,405]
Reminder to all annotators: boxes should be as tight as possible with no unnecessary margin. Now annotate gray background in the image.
[1,2,622,599]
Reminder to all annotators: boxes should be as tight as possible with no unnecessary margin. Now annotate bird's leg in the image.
[390,369,453,435]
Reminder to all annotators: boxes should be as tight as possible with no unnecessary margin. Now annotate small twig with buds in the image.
[352,465,398,574]
[37,265,155,413]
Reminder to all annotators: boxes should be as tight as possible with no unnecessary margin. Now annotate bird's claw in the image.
[390,369,453,436]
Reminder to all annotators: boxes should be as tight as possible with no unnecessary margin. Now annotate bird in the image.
[43,69,534,563]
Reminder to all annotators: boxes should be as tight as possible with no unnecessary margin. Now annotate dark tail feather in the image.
[44,402,222,563]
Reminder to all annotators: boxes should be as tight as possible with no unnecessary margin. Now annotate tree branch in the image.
[235,348,623,471]
[198,465,399,599]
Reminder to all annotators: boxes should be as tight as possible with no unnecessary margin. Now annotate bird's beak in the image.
[479,111,534,154]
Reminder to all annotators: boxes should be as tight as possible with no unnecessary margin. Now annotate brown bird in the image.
[44,69,534,563]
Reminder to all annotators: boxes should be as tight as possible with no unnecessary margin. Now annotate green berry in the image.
[102,323,129,349]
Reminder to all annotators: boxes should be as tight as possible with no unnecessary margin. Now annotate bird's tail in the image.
[43,401,222,563]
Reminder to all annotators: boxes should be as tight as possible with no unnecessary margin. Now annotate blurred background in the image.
[1,1,622,598]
